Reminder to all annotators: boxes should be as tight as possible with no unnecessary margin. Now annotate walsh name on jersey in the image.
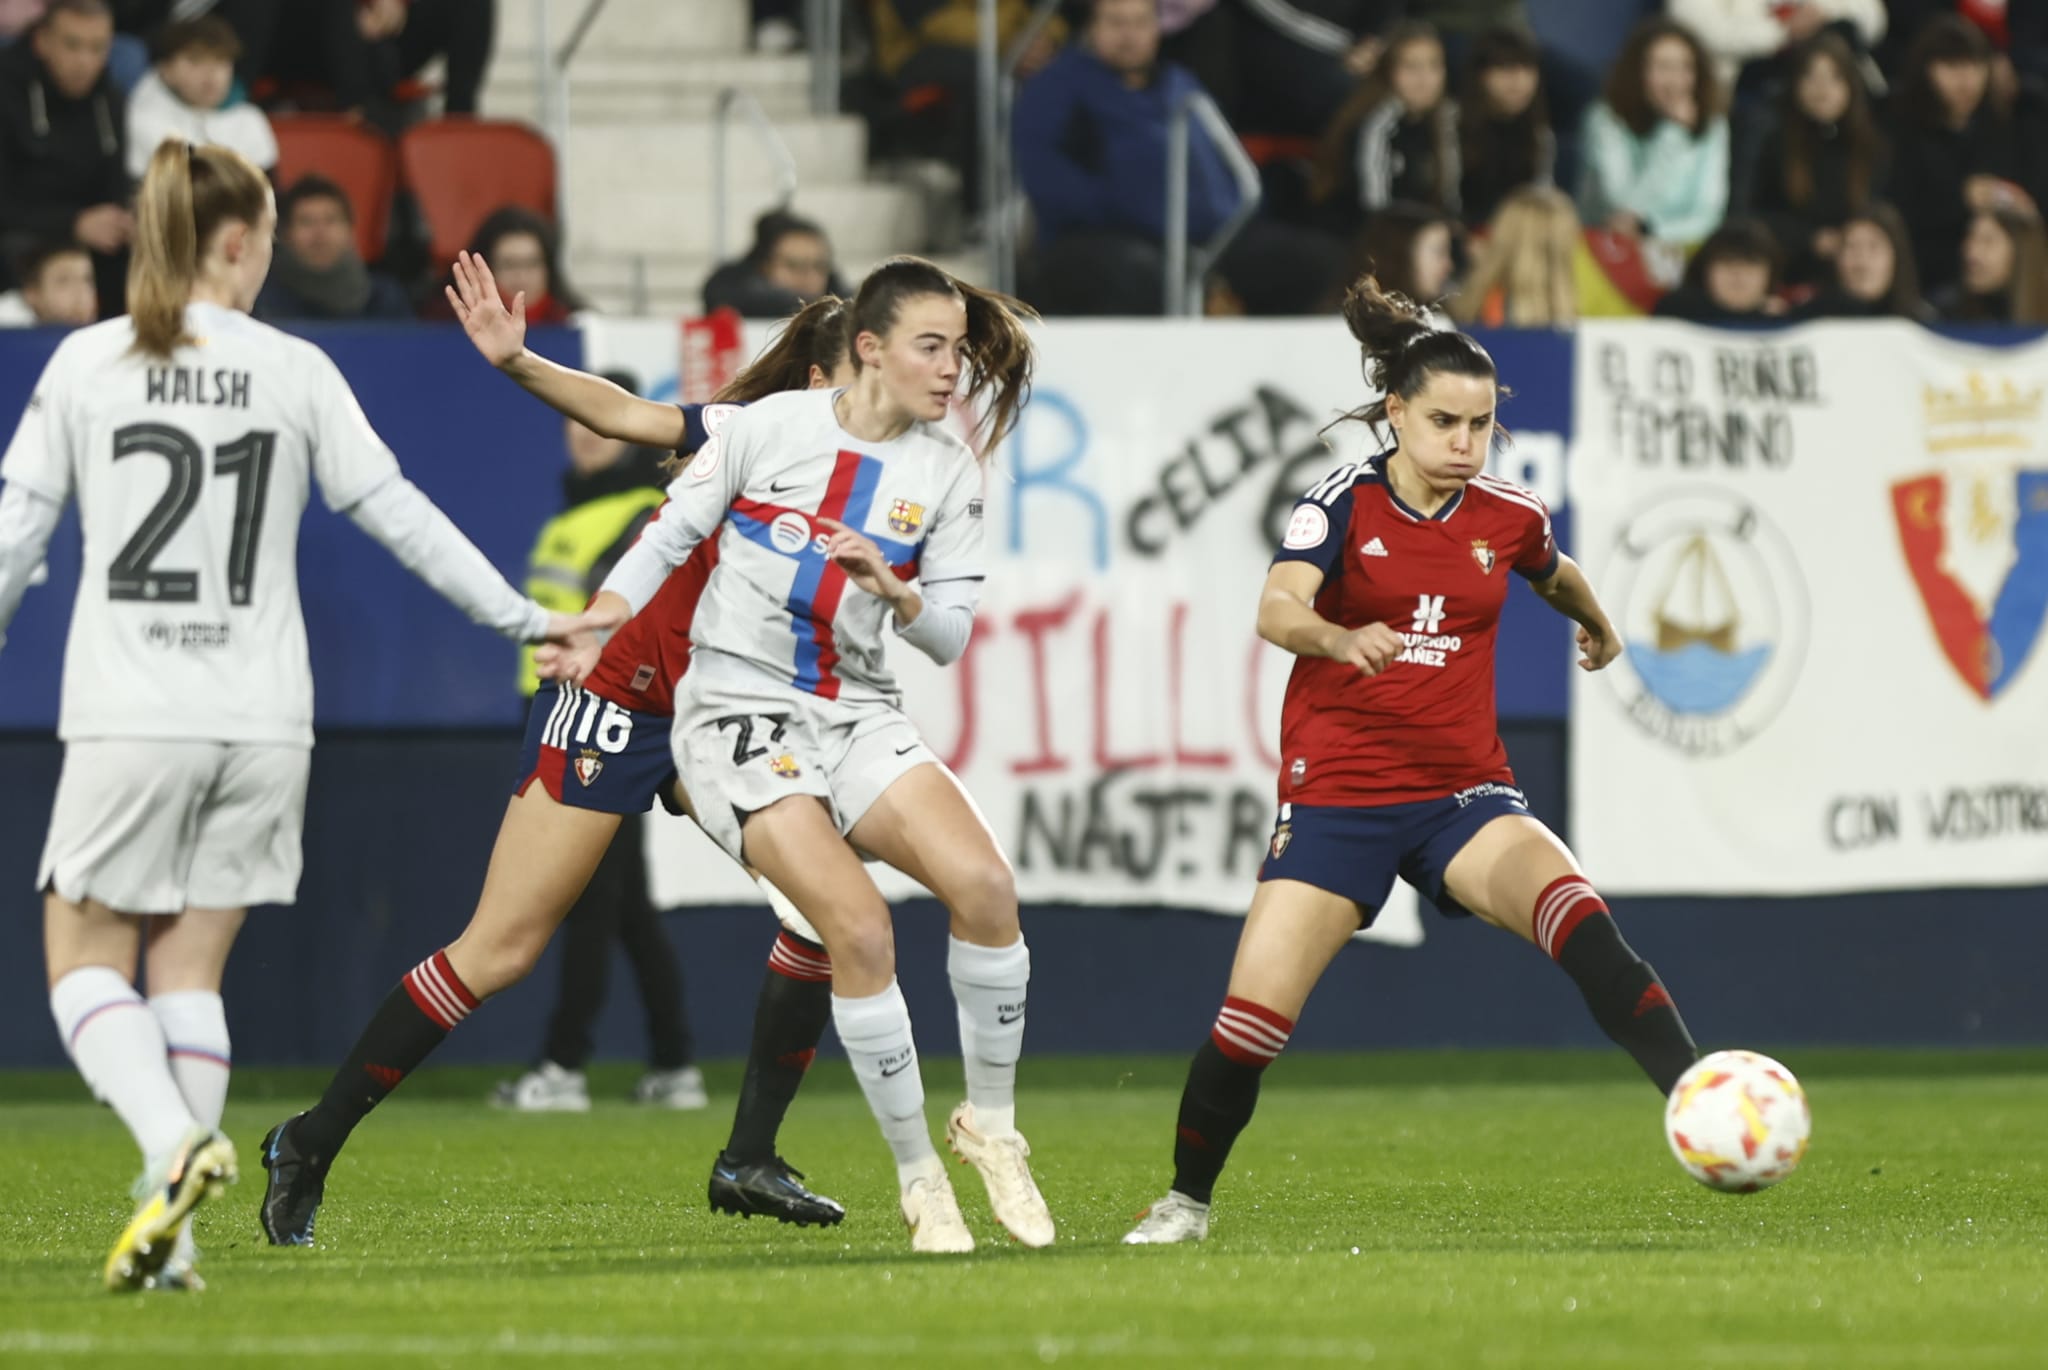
[146,366,252,409]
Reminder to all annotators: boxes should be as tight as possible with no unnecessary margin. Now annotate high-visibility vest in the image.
[517,486,666,696]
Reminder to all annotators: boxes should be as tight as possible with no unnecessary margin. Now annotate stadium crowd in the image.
[2,0,2045,329]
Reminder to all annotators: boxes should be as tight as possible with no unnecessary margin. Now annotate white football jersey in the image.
[657,387,985,702]
[0,303,402,745]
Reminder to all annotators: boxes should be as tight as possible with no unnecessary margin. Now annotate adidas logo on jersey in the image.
[1360,537,1389,557]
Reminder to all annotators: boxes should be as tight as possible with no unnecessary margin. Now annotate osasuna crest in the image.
[1892,468,2048,701]
[574,749,604,787]
[888,499,925,535]
[1470,539,1496,574]
[1269,822,1292,859]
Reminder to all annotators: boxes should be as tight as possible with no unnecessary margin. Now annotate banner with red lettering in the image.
[580,317,1583,940]
[1569,320,2048,894]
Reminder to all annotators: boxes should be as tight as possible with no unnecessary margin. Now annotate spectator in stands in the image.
[701,209,849,319]
[124,16,275,179]
[1577,18,1729,247]
[1355,198,1456,309]
[1458,24,1553,229]
[255,175,412,322]
[1652,216,1786,321]
[1312,21,1460,233]
[868,0,1063,215]
[1931,203,2048,324]
[0,0,128,307]
[0,238,96,326]
[1668,0,1887,93]
[1219,1,1406,139]
[1738,32,1886,287]
[1013,0,1241,315]
[215,0,495,122]
[1890,14,2048,298]
[1202,219,1350,315]
[1792,201,1932,320]
[1450,183,1577,327]
[442,206,586,325]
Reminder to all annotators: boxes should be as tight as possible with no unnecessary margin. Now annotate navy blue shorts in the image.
[514,682,677,815]
[1258,784,1533,926]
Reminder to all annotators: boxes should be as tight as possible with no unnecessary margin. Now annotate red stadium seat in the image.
[270,115,399,263]
[398,118,558,270]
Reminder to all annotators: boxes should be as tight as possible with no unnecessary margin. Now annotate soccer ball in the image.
[1663,1050,1810,1193]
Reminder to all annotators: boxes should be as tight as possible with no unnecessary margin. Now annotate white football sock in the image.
[149,990,230,1129]
[831,980,939,1183]
[948,936,1029,1137]
[51,966,196,1168]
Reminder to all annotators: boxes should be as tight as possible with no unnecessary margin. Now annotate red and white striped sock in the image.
[401,949,479,1030]
[766,931,833,983]
[1533,875,1608,961]
[1210,996,1294,1067]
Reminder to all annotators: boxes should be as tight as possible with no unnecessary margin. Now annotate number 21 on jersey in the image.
[109,421,276,606]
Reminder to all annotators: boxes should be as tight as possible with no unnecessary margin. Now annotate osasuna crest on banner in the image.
[1891,375,2048,700]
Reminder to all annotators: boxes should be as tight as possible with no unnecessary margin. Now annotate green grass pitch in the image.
[3,1050,2045,1368]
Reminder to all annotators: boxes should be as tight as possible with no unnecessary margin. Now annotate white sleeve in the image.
[345,477,551,641]
[894,575,980,666]
[302,344,403,512]
[0,341,79,505]
[916,458,987,586]
[0,481,62,651]
[597,404,755,613]
[1668,0,1785,62]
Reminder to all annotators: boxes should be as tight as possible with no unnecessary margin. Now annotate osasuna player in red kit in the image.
[1123,277,1702,1244]
[257,276,858,1246]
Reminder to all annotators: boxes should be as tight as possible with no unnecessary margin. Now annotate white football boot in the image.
[1122,1191,1211,1245]
[899,1163,976,1254]
[946,1102,1055,1247]
[490,1061,590,1112]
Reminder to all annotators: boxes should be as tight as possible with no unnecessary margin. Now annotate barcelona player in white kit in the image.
[1123,276,1703,1244]
[256,281,861,1247]
[576,258,1047,1253]
[0,141,583,1291]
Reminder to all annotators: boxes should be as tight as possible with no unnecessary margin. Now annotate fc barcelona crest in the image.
[888,499,925,535]
[574,749,604,787]
[1471,539,1496,574]
[770,753,802,779]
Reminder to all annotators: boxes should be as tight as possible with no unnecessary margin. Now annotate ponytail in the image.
[848,255,1037,460]
[660,295,854,477]
[1327,272,1501,438]
[127,137,271,359]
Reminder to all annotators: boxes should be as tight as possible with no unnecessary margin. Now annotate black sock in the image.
[297,949,478,1160]
[723,932,834,1163]
[1538,877,1699,1095]
[1170,997,1294,1205]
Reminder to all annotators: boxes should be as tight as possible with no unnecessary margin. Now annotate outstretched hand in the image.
[446,250,526,368]
[1576,621,1623,671]
[535,635,603,686]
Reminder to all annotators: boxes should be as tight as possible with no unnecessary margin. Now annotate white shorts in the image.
[672,672,937,864]
[38,740,310,914]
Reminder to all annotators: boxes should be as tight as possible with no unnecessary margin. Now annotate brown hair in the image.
[1313,21,1458,207]
[1328,273,1501,440]
[1452,186,1579,328]
[1354,201,1456,304]
[660,295,852,476]
[1679,217,1782,297]
[1778,32,1880,210]
[1898,14,2004,129]
[128,138,270,359]
[848,255,1037,458]
[1838,202,1927,317]
[1460,25,1551,195]
[151,15,241,63]
[1977,205,2048,325]
[1602,17,1722,139]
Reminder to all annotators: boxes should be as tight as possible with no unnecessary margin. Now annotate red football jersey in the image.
[582,534,719,718]
[1272,455,1557,806]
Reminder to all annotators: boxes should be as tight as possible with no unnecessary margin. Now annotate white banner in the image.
[1569,320,2048,894]
[580,316,1590,942]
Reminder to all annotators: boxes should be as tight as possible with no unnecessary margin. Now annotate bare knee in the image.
[943,856,1019,943]
[445,927,548,1000]
[822,910,896,983]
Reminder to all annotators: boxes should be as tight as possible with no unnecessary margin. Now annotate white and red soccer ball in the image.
[1664,1050,1811,1193]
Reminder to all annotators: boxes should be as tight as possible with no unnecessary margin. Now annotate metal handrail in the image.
[1164,90,1262,316]
[805,0,843,115]
[713,87,800,264]
[990,0,1065,295]
[536,0,612,229]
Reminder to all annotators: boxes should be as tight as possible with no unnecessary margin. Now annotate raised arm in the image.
[446,251,688,449]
